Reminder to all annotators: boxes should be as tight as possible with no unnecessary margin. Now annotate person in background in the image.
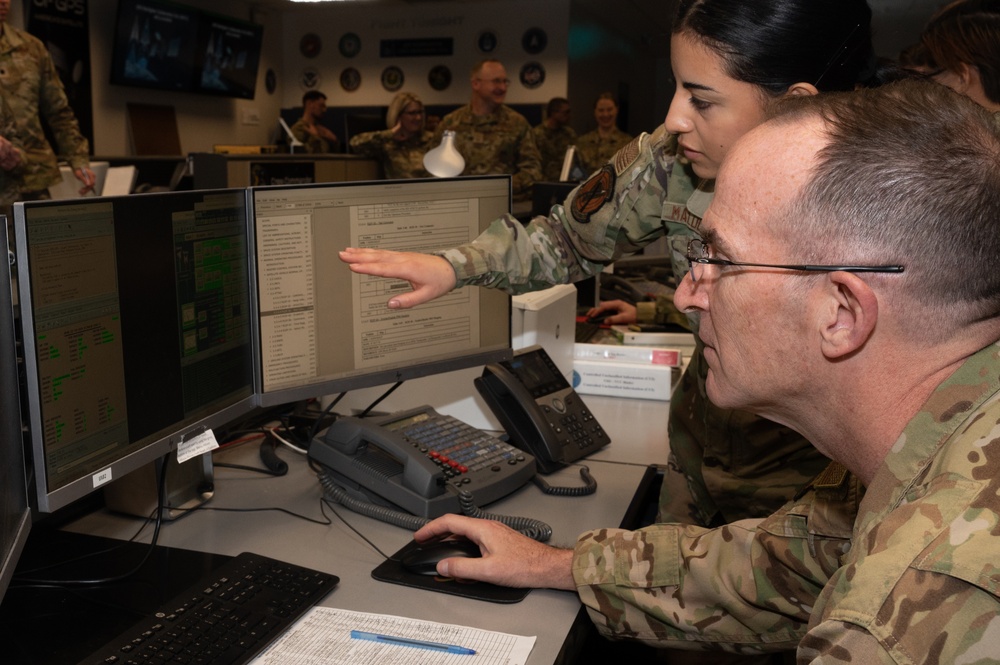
[349,91,433,179]
[531,97,576,182]
[433,59,542,202]
[412,79,1000,661]
[1,100,24,217]
[573,92,632,174]
[0,0,94,207]
[343,0,889,542]
[291,90,340,154]
[917,0,1000,114]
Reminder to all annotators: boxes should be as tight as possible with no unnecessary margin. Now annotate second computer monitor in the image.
[14,190,257,513]
[251,176,513,407]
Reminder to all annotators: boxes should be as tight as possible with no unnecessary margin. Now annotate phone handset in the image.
[321,415,446,500]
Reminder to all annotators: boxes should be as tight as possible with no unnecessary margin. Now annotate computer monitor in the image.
[13,190,257,513]
[0,217,31,601]
[250,175,513,407]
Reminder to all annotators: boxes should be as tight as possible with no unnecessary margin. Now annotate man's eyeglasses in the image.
[681,237,905,282]
[401,110,425,116]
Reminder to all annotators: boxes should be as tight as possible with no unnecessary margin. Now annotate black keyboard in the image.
[78,552,338,665]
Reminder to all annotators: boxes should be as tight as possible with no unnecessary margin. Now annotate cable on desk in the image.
[532,465,597,497]
[455,489,553,542]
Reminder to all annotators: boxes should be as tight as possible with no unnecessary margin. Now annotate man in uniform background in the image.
[291,90,340,154]
[434,59,542,202]
[531,97,576,182]
[0,0,95,213]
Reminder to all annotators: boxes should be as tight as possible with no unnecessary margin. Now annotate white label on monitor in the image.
[177,429,219,463]
[349,198,481,368]
[93,467,113,489]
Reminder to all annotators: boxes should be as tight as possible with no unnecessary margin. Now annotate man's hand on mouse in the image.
[414,514,576,590]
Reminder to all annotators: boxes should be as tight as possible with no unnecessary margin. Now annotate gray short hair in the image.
[770,80,1000,323]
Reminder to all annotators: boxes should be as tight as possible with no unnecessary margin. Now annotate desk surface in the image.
[58,393,666,665]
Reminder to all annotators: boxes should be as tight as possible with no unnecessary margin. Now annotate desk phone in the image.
[309,405,536,518]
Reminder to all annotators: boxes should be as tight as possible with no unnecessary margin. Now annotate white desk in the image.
[61,393,667,665]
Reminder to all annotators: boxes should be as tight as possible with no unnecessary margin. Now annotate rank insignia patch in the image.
[614,134,643,175]
[571,165,616,223]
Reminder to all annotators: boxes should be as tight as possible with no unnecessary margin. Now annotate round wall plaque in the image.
[299,33,322,58]
[522,28,547,55]
[520,61,545,89]
[340,67,361,92]
[339,32,361,58]
[477,30,498,53]
[428,65,452,91]
[381,66,404,92]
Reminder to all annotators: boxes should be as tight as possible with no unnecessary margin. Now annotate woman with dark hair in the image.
[918,0,1000,113]
[345,0,883,527]
[348,91,434,179]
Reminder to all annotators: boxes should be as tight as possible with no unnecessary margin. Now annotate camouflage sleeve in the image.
[511,121,543,198]
[34,39,88,169]
[571,480,855,652]
[437,127,677,292]
[348,130,390,158]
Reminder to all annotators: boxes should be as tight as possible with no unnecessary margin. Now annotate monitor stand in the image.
[103,452,215,521]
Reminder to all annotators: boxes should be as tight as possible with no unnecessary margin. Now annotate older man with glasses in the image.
[370,80,1000,661]
[432,59,543,202]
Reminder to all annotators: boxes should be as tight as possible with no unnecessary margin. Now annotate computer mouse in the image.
[399,537,482,576]
[585,311,613,325]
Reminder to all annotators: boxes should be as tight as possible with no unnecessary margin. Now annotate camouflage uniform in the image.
[0,95,24,211]
[434,104,542,202]
[531,123,576,182]
[438,125,830,528]
[574,342,1000,660]
[0,23,89,196]
[575,126,633,175]
[290,118,339,154]
[348,129,433,179]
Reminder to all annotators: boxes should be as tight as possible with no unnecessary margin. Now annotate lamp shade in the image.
[423,130,466,177]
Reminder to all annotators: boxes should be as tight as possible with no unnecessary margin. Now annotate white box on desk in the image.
[511,284,577,383]
[573,342,682,367]
[572,358,673,401]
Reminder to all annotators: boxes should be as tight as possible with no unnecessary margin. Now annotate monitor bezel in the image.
[0,216,31,601]
[247,176,514,409]
[13,192,258,514]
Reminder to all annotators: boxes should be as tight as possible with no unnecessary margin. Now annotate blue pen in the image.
[350,629,477,655]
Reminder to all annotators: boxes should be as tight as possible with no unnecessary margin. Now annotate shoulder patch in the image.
[571,165,616,224]
[613,134,643,175]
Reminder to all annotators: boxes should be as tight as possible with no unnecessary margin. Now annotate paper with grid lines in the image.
[250,606,536,664]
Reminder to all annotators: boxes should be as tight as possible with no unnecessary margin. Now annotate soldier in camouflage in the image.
[574,92,632,175]
[349,91,432,179]
[414,80,1000,661]
[0,3,94,204]
[531,97,576,182]
[434,59,542,202]
[291,90,340,154]
[0,95,23,212]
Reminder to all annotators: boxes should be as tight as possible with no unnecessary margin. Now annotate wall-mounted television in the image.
[110,0,264,100]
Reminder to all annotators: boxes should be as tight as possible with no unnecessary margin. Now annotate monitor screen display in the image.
[0,217,31,602]
[14,190,257,513]
[194,12,264,99]
[250,176,512,407]
[110,0,200,93]
[110,0,263,99]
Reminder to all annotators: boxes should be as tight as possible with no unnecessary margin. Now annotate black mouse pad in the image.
[371,540,531,603]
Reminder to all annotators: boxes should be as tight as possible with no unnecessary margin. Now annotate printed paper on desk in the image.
[250,607,536,665]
